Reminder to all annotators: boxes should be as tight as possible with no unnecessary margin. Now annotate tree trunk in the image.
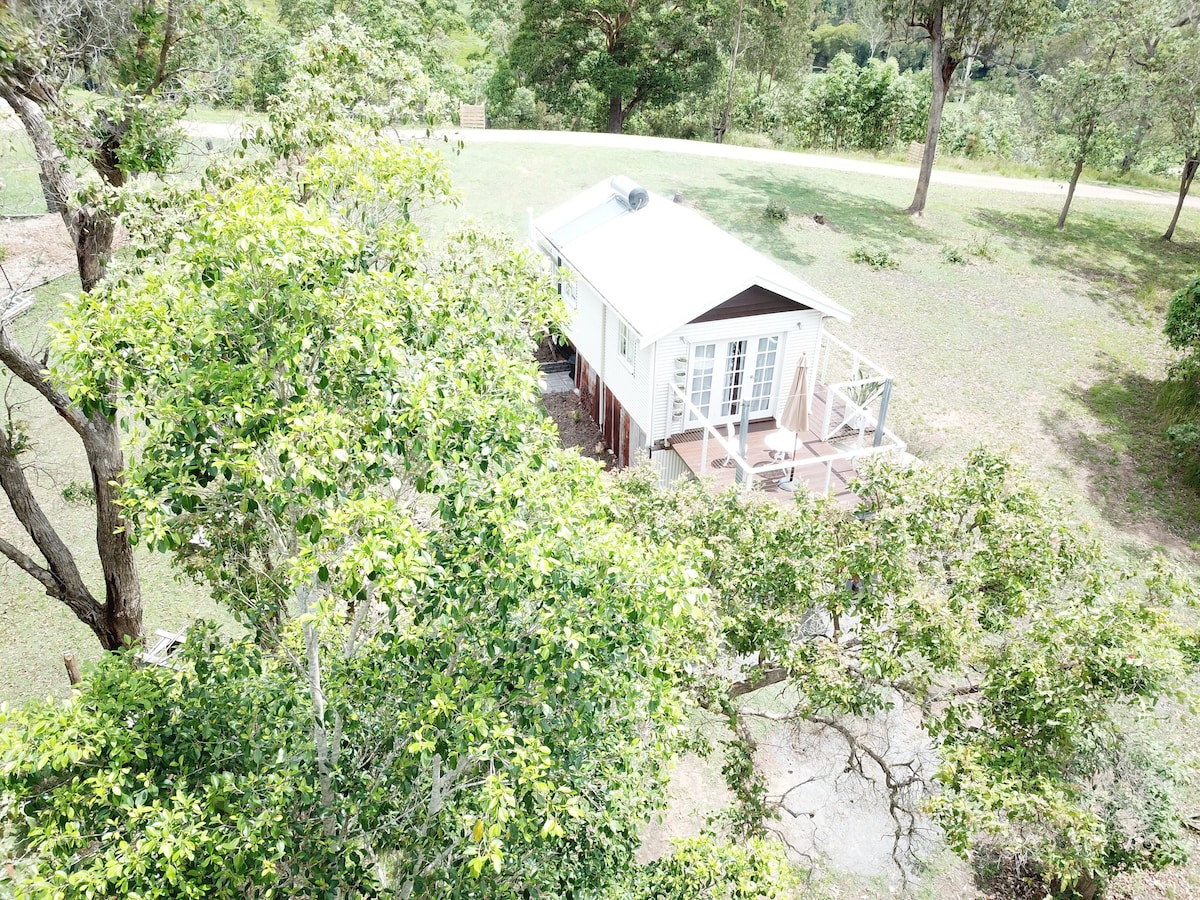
[717,0,746,144]
[0,328,143,650]
[84,415,143,647]
[0,420,107,638]
[0,78,116,291]
[1058,151,1088,230]
[1163,154,1197,241]
[73,209,117,293]
[0,80,73,217]
[907,15,957,216]
[607,96,624,133]
[1119,116,1151,175]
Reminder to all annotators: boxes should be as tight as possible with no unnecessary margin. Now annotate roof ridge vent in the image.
[610,175,649,212]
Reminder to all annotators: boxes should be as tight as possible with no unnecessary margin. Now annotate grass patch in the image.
[0,128,48,215]
[0,275,237,704]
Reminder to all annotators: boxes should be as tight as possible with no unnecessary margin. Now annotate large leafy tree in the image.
[1152,12,1200,241]
[0,15,423,651]
[882,0,1056,215]
[508,0,724,133]
[1,131,712,896]
[613,450,1196,896]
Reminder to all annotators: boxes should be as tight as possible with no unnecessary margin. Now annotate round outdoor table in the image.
[764,428,795,461]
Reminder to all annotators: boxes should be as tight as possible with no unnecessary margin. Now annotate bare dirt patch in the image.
[0,215,75,294]
[540,389,609,464]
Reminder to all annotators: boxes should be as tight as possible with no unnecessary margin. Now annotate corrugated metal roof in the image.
[534,177,852,344]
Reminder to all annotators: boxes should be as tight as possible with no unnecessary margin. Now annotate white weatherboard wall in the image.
[600,305,656,443]
[566,274,605,373]
[652,308,827,444]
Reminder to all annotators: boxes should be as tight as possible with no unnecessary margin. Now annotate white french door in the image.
[688,335,781,426]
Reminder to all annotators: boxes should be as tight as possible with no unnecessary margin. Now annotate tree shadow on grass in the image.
[971,208,1199,326]
[1043,351,1200,554]
[694,170,938,268]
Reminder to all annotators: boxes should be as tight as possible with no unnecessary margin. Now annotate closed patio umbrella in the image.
[777,355,809,492]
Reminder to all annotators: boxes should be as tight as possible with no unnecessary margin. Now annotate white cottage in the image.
[533,176,902,496]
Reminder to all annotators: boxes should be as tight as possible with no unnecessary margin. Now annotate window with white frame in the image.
[561,269,578,309]
[617,320,637,370]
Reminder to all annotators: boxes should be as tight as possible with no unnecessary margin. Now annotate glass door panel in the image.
[686,335,781,426]
[688,343,716,425]
[720,340,748,418]
[749,336,779,413]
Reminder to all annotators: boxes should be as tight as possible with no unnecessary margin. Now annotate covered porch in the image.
[659,333,907,508]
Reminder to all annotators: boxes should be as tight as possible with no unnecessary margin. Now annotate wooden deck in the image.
[667,387,867,507]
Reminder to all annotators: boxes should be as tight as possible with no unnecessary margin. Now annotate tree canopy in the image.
[613,450,1196,895]
[507,0,725,133]
[881,0,1057,213]
[1,133,708,898]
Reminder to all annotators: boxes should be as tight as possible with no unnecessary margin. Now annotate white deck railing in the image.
[818,332,894,444]
[668,383,906,498]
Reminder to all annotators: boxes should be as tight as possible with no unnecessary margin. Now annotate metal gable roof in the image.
[534,177,852,344]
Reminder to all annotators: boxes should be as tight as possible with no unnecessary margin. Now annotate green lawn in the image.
[0,278,237,704]
[426,139,1200,556]
[1,118,239,217]
[0,128,46,216]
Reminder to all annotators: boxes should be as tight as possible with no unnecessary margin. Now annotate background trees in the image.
[506,0,724,133]
[880,0,1057,214]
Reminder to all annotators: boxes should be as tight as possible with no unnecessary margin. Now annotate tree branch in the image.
[0,418,105,632]
[150,0,181,92]
[0,75,77,219]
[0,326,90,436]
[728,664,789,698]
[0,533,59,596]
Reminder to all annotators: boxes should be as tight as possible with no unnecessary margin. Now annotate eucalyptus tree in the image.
[1038,61,1130,229]
[882,0,1057,214]
[0,0,216,648]
[1040,0,1175,230]
[1152,13,1200,241]
[508,0,724,133]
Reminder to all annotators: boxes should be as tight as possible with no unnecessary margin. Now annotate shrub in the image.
[970,235,999,261]
[850,245,899,270]
[939,91,1028,159]
[763,199,789,222]
[943,245,968,265]
[784,56,929,152]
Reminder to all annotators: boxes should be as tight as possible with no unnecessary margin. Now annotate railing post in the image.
[873,378,893,449]
[734,376,753,485]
